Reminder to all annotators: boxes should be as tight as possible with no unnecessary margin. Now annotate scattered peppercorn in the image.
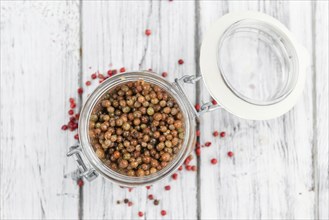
[172,173,178,180]
[164,185,171,191]
[227,151,234,157]
[154,199,159,206]
[61,125,68,130]
[91,73,97,79]
[77,88,83,94]
[98,73,104,79]
[89,80,185,176]
[186,165,192,171]
[138,211,144,217]
[211,99,217,105]
[77,179,84,187]
[213,131,219,137]
[178,59,184,65]
[116,200,121,204]
[162,72,168,78]
[205,141,211,147]
[161,210,167,216]
[148,194,154,200]
[145,29,151,36]
[128,201,133,207]
[195,147,201,156]
[195,104,200,111]
[74,134,79,140]
[124,198,129,204]
[120,67,126,73]
[85,81,91,86]
[68,109,74,115]
[211,158,217,164]
[191,165,197,171]
[178,165,183,171]
[146,185,151,190]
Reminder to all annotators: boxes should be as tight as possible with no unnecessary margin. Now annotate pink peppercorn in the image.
[178,59,184,65]
[128,201,133,207]
[70,103,76,109]
[195,104,201,111]
[162,72,168,78]
[205,141,212,147]
[213,131,219,137]
[212,99,218,105]
[61,125,68,130]
[74,134,79,140]
[161,210,167,216]
[68,109,74,115]
[98,73,104,79]
[191,165,197,171]
[186,165,192,171]
[146,185,151,190]
[220,131,226,137]
[85,81,91,86]
[75,113,80,120]
[227,151,234,157]
[91,73,97,79]
[164,185,171,191]
[178,166,183,171]
[107,70,113,76]
[148,194,154,200]
[172,173,178,180]
[138,211,144,217]
[77,179,84,187]
[195,148,201,156]
[69,98,75,103]
[77,88,83,94]
[211,158,217,164]
[145,29,151,36]
[120,67,126,73]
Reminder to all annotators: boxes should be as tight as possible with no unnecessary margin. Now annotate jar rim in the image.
[78,71,196,186]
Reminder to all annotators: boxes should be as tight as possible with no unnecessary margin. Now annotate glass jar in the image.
[68,72,197,187]
[67,11,309,186]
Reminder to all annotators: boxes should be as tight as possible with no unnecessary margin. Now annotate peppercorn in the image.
[89,80,185,177]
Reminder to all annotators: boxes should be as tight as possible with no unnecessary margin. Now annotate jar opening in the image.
[79,72,196,186]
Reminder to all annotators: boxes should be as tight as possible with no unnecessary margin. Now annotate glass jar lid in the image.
[200,11,309,120]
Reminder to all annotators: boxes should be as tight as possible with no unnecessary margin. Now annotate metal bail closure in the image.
[199,11,309,120]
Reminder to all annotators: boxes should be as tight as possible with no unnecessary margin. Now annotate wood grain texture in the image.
[313,1,329,219]
[0,1,328,219]
[81,1,197,219]
[0,1,80,219]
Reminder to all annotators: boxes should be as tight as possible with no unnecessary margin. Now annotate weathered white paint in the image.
[0,1,328,219]
[81,1,197,219]
[0,1,80,219]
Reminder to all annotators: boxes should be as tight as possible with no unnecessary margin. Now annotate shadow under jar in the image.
[67,12,309,187]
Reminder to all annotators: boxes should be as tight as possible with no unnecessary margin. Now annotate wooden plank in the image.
[81,1,197,219]
[0,1,80,219]
[198,1,315,219]
[313,1,329,219]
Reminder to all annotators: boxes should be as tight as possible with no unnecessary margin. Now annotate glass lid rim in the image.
[216,18,299,106]
[199,11,307,120]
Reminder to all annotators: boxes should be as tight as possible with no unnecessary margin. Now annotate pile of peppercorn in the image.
[88,80,185,177]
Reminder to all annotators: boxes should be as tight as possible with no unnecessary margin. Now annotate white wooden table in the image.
[1,1,328,219]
